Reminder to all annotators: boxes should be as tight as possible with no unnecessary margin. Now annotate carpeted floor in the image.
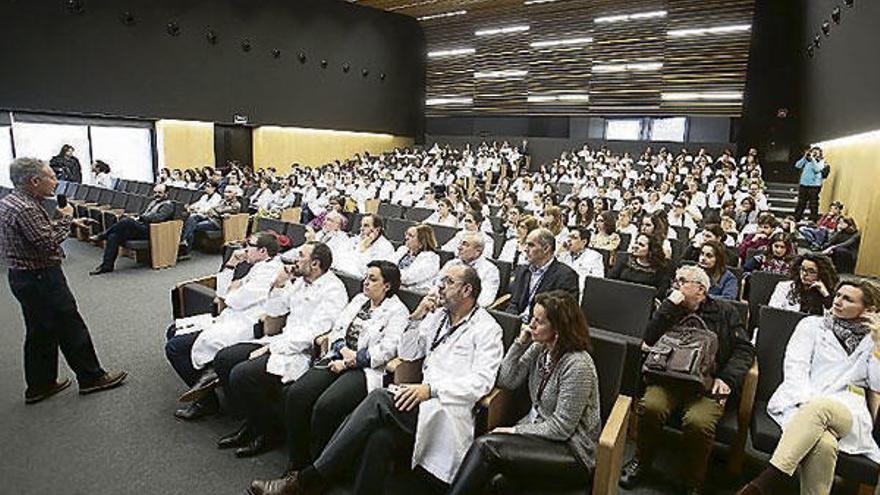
[0,239,860,495]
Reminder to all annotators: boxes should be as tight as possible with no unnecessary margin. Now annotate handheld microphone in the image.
[56,194,68,209]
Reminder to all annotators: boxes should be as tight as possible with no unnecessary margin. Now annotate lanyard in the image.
[536,351,558,402]
[431,307,478,351]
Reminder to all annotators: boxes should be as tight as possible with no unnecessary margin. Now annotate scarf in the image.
[824,314,870,355]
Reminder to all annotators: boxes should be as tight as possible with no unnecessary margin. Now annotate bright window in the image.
[605,119,642,141]
[0,127,13,187]
[12,122,92,179]
[90,126,154,182]
[650,117,687,142]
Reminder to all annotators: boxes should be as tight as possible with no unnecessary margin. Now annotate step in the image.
[769,197,798,206]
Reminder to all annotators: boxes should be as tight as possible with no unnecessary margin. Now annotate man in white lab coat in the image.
[556,226,605,298]
[334,213,395,278]
[248,264,504,495]
[165,232,281,420]
[438,231,500,308]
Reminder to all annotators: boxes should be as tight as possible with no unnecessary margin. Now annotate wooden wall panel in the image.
[155,120,215,171]
[359,0,754,117]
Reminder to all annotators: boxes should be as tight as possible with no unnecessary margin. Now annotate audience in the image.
[798,200,843,249]
[424,198,459,227]
[179,187,242,255]
[590,211,621,253]
[443,209,495,258]
[506,228,579,321]
[768,253,839,316]
[815,215,861,274]
[391,224,440,293]
[737,213,777,265]
[448,290,600,494]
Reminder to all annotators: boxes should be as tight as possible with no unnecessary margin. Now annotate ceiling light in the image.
[473,69,528,79]
[667,24,751,37]
[475,25,530,36]
[595,10,666,24]
[661,91,742,101]
[530,37,593,48]
[426,96,473,105]
[593,61,663,73]
[524,0,560,5]
[428,48,476,58]
[418,10,467,21]
[528,94,590,103]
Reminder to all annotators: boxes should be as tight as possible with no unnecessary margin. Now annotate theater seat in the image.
[122,218,184,269]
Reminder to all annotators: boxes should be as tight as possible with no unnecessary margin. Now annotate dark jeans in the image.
[228,351,284,436]
[284,366,367,468]
[8,267,105,390]
[313,389,419,495]
[448,433,592,495]
[182,214,218,247]
[795,185,821,222]
[100,217,148,269]
[214,342,262,417]
[164,326,202,387]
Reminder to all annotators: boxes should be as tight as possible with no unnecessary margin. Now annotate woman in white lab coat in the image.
[768,253,838,316]
[736,280,880,495]
[282,260,409,469]
[391,224,440,293]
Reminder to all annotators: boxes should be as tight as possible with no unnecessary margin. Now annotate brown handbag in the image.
[642,314,718,392]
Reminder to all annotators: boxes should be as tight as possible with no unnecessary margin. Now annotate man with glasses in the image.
[438,231,500,308]
[284,210,348,268]
[668,199,698,239]
[415,188,439,210]
[506,228,579,321]
[165,232,281,420]
[620,265,754,495]
[248,265,503,495]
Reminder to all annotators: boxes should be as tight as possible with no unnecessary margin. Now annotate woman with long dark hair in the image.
[768,253,839,315]
[50,144,82,182]
[448,290,600,495]
[698,240,738,300]
[610,233,672,297]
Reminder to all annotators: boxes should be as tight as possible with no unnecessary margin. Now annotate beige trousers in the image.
[770,398,853,495]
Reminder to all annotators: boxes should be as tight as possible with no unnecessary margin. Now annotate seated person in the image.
[498,215,538,266]
[88,183,175,275]
[164,232,281,420]
[179,187,242,254]
[609,233,673,298]
[668,198,699,239]
[698,240,738,300]
[620,265,754,495]
[637,211,673,258]
[743,232,794,275]
[768,253,838,316]
[424,198,459,227]
[815,216,860,274]
[214,242,348,457]
[589,211,621,252]
[557,225,605,297]
[442,210,495,258]
[247,179,274,214]
[247,265,504,495]
[306,196,348,231]
[259,179,298,219]
[738,213,777,265]
[414,187,439,210]
[185,181,220,217]
[736,280,880,495]
[798,200,842,249]
[391,224,440,293]
[448,290,600,494]
[506,228,579,321]
[438,231,500,308]
[278,261,409,471]
[282,211,348,265]
[335,213,395,278]
[683,223,726,262]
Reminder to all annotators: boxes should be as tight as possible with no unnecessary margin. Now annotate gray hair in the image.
[460,231,485,254]
[10,157,48,189]
[531,227,557,252]
[676,265,711,291]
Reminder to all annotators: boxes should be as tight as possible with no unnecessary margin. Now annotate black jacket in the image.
[506,259,580,315]
[50,154,82,183]
[138,198,175,224]
[645,297,755,393]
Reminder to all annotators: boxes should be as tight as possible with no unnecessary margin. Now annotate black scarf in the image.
[824,314,870,355]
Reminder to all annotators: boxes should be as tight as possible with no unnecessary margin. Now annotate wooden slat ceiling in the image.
[357,0,755,117]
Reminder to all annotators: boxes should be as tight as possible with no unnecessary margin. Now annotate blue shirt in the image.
[795,157,824,187]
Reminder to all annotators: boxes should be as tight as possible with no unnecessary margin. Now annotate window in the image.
[605,119,642,141]
[650,117,687,142]
[90,126,154,182]
[12,122,92,178]
[0,127,13,187]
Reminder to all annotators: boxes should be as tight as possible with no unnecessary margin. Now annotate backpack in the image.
[642,314,718,392]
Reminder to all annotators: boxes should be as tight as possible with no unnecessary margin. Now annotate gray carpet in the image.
[0,239,857,495]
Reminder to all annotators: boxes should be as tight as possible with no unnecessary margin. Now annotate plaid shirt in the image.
[0,190,71,270]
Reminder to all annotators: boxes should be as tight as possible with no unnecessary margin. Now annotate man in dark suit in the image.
[89,183,175,275]
[505,228,579,320]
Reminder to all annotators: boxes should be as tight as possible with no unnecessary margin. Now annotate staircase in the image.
[765,182,798,218]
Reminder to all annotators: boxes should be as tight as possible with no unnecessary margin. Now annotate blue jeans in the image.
[164,325,201,387]
[182,214,218,247]
[799,226,829,249]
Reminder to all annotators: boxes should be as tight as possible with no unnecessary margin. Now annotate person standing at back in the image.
[794,147,827,222]
[0,158,127,404]
[49,144,82,183]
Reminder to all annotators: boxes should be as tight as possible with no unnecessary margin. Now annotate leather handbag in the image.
[642,314,718,392]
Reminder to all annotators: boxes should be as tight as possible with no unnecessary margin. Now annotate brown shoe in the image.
[79,370,128,394]
[247,472,311,495]
[25,378,72,404]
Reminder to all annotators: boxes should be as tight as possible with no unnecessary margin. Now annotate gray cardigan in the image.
[497,339,601,471]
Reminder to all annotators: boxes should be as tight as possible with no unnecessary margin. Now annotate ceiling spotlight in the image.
[822,21,831,36]
[807,45,815,58]
[66,0,84,15]
[320,59,328,69]
[241,39,252,52]
[843,0,854,7]
[379,73,386,81]
[813,34,821,48]
[272,48,281,58]
[342,63,351,73]
[298,52,306,63]
[362,68,369,77]
[119,11,135,26]
[831,7,841,24]
[166,21,181,37]
[205,29,217,44]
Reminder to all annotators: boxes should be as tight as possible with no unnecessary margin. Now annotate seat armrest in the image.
[393,358,424,384]
[148,219,183,269]
[280,207,302,224]
[489,293,511,311]
[222,213,250,243]
[738,361,759,428]
[593,395,632,495]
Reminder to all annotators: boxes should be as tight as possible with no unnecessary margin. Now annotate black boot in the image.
[619,457,649,489]
[218,422,252,449]
[235,434,269,458]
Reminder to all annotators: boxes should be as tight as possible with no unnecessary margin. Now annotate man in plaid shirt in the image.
[0,157,126,404]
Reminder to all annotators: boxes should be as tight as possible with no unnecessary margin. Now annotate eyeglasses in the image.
[800,267,819,275]
[674,277,699,286]
[246,241,260,248]
[439,276,463,287]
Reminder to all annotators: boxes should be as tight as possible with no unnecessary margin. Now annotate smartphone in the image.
[56,194,68,209]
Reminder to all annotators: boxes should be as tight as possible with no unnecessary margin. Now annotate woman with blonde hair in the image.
[499,215,539,266]
[390,224,440,293]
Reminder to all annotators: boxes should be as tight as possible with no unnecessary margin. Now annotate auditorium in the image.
[1,1,879,494]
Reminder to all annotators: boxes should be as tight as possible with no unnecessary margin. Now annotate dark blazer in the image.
[506,258,580,315]
[138,198,175,224]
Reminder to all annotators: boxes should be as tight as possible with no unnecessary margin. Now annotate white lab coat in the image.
[768,281,803,312]
[443,231,495,260]
[335,235,396,278]
[261,271,349,383]
[439,257,500,308]
[326,293,409,392]
[557,248,605,297]
[425,212,459,228]
[190,257,283,369]
[398,306,504,483]
[767,316,880,462]
[189,192,222,216]
[391,247,440,293]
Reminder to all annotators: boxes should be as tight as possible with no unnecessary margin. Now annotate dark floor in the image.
[0,240,860,495]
